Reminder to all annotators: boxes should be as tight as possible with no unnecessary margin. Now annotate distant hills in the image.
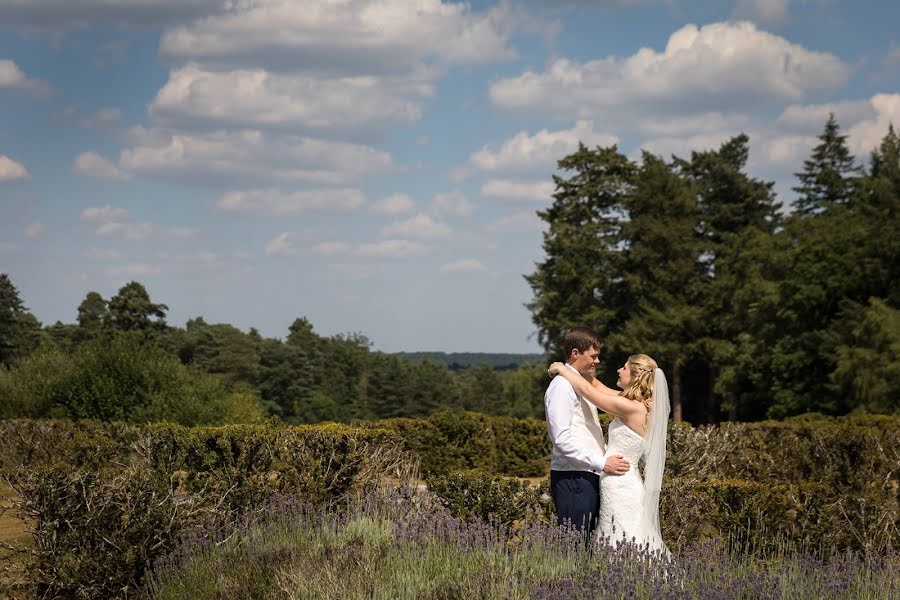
[392,351,547,371]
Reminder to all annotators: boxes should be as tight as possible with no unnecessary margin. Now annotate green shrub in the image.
[426,471,899,555]
[0,418,140,470]
[0,335,266,426]
[661,478,899,555]
[0,344,70,419]
[426,470,553,525]
[375,412,900,489]
[367,410,549,476]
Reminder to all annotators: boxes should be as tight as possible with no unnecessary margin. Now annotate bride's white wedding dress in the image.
[598,417,661,550]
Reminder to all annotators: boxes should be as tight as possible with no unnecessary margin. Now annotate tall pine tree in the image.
[792,114,861,215]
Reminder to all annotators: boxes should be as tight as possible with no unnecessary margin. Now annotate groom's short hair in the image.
[563,327,603,357]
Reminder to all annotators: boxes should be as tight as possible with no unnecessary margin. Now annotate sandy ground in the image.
[0,481,30,597]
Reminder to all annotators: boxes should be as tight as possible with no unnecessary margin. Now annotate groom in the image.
[545,326,629,536]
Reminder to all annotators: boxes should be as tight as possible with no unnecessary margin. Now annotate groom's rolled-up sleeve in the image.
[545,382,607,474]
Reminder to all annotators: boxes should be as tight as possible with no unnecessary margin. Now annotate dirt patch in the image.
[0,481,31,597]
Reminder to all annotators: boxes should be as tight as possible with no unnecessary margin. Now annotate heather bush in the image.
[2,421,408,598]
[147,489,900,600]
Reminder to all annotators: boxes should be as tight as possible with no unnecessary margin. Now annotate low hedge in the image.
[0,418,140,470]
[6,413,899,490]
[2,421,408,599]
[425,470,899,555]
[371,412,900,492]
[363,411,549,477]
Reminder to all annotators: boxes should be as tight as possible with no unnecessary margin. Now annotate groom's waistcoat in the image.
[548,378,606,472]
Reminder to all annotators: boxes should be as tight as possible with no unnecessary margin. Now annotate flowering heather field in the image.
[148,490,899,600]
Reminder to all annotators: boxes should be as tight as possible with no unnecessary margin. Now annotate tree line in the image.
[0,277,548,424]
[527,116,899,422]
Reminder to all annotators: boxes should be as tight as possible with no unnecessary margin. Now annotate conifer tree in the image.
[526,144,636,357]
[792,114,861,215]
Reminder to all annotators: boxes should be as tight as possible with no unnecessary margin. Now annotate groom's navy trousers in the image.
[550,469,600,535]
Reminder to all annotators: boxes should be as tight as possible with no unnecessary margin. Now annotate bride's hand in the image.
[547,362,566,377]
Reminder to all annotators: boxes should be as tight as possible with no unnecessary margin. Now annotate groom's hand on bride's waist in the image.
[603,455,630,476]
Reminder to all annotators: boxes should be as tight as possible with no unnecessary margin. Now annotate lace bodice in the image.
[598,417,646,545]
[606,417,644,465]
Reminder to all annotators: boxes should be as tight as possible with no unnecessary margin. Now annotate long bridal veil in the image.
[640,367,670,554]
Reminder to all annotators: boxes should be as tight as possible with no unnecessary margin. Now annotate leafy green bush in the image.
[667,417,900,494]
[0,335,265,425]
[374,412,900,490]
[0,344,70,419]
[366,410,549,476]
[425,469,553,525]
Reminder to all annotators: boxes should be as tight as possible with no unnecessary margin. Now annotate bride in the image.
[548,354,670,554]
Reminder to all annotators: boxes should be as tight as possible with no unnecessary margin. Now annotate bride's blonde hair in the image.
[621,354,658,419]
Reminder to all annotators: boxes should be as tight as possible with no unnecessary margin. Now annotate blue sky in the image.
[1,0,899,352]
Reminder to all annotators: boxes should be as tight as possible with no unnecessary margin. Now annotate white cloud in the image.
[0,155,30,183]
[844,94,900,156]
[357,239,428,258]
[440,258,486,273]
[217,188,365,217]
[482,179,556,202]
[369,193,416,216]
[380,213,451,239]
[432,190,472,217]
[0,58,52,97]
[0,0,225,28]
[773,94,900,156]
[81,205,155,240]
[638,131,737,160]
[763,134,816,164]
[73,151,132,181]
[776,100,876,131]
[732,0,791,25]
[96,220,155,240]
[120,127,392,185]
[466,120,618,175]
[159,0,522,72]
[81,205,127,222]
[637,112,750,136]
[0,242,16,252]
[24,222,45,239]
[490,22,849,121]
[310,241,352,256]
[265,232,298,256]
[150,64,432,138]
[79,107,121,130]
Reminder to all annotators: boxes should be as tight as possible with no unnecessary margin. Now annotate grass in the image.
[147,490,900,600]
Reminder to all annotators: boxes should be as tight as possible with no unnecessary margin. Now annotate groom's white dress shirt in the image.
[545,363,608,476]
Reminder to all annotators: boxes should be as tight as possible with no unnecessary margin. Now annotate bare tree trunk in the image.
[707,367,718,425]
[672,366,683,424]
